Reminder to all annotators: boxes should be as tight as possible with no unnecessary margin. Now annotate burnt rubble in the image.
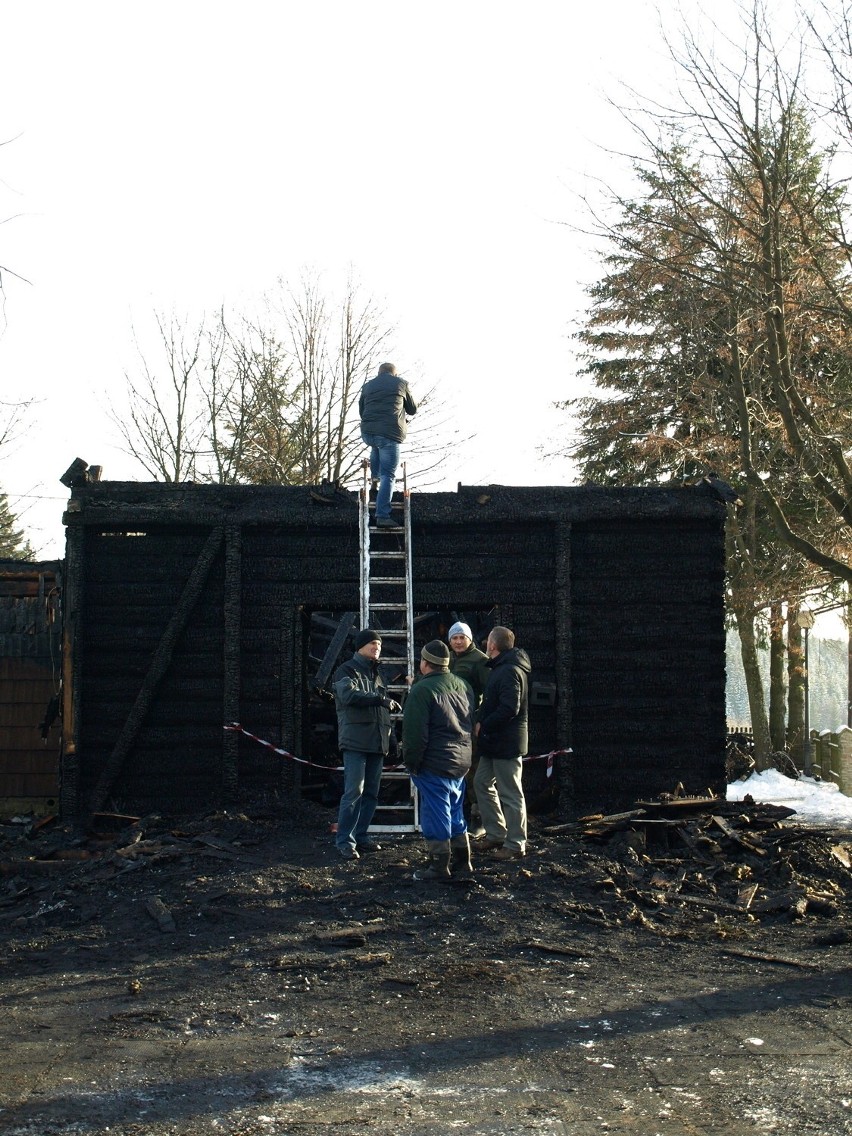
[0,786,849,960]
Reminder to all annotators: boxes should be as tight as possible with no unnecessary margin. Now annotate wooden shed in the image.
[59,480,728,820]
[0,560,63,813]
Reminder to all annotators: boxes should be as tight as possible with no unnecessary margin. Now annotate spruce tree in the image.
[0,489,35,559]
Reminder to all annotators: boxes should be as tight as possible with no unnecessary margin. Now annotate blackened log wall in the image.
[62,482,727,817]
[0,560,63,810]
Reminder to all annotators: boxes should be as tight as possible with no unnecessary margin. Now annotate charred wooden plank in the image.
[720,948,820,970]
[711,814,767,856]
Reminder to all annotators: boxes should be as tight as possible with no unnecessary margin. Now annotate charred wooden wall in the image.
[61,482,727,818]
[0,561,63,811]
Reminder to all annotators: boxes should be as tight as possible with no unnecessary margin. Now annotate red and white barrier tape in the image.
[225,722,571,778]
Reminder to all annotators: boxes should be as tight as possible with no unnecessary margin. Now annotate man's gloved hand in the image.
[381,695,402,714]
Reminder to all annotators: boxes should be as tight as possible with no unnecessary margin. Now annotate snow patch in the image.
[728,770,852,829]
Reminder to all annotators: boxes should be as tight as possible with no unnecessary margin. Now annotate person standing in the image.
[474,625,531,861]
[447,620,490,835]
[402,640,474,880]
[332,629,401,860]
[359,362,417,528]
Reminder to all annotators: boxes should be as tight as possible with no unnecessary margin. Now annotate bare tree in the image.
[112,275,458,491]
[111,312,219,483]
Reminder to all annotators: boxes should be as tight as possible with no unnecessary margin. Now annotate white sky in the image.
[0,0,784,557]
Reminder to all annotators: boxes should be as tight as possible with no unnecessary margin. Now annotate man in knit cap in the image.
[447,620,490,836]
[402,640,475,880]
[332,629,402,860]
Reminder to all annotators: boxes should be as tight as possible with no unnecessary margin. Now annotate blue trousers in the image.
[411,771,467,841]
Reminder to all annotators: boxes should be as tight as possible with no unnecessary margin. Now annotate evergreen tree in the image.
[0,489,35,559]
[563,107,851,761]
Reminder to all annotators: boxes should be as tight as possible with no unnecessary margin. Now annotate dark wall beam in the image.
[59,528,84,817]
[222,525,242,800]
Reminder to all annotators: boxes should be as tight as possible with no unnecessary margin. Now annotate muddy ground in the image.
[0,795,850,1136]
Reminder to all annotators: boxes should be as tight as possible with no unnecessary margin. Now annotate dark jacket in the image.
[477,647,531,759]
[358,372,417,442]
[402,670,473,778]
[332,651,392,755]
[449,642,491,707]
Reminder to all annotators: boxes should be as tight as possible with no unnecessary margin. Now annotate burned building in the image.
[58,480,727,820]
[0,560,63,813]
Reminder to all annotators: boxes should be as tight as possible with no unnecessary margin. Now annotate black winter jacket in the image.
[477,648,531,759]
[332,652,393,755]
[358,373,417,442]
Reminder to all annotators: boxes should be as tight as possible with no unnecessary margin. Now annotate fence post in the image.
[835,726,852,798]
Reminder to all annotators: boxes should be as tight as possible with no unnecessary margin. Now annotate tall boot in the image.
[413,839,451,880]
[450,833,474,879]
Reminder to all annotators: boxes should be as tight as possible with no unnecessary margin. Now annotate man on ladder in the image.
[359,362,417,528]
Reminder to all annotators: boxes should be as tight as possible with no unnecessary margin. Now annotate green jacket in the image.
[402,670,473,777]
[449,642,491,709]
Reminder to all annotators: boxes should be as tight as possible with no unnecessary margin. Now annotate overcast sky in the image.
[0,0,777,557]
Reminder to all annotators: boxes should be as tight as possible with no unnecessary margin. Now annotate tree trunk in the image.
[768,603,787,753]
[787,606,806,768]
[732,604,772,768]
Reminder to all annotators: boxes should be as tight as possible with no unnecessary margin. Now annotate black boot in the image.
[450,833,474,879]
[413,839,452,880]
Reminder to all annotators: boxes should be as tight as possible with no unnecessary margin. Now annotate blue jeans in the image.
[361,432,400,521]
[411,771,467,841]
[336,751,384,851]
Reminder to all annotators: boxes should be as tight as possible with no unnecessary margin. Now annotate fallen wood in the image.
[736,883,759,910]
[720,948,820,970]
[674,894,755,915]
[523,939,591,959]
[750,888,807,914]
[145,896,176,932]
[314,922,385,948]
[711,815,767,856]
[542,809,646,835]
[673,825,716,864]
[0,859,76,876]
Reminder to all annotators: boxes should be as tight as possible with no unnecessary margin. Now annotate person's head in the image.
[419,639,450,675]
[447,621,473,655]
[486,625,514,658]
[377,362,396,376]
[354,628,382,660]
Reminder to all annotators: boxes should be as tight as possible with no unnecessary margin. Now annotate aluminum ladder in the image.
[358,460,418,832]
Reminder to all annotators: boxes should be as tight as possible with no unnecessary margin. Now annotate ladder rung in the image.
[375,629,407,637]
[372,577,406,584]
[379,659,409,668]
[370,551,406,559]
[370,603,408,610]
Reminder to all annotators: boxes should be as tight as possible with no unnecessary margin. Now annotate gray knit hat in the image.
[447,621,473,642]
[421,640,450,669]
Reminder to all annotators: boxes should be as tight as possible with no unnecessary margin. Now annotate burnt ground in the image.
[0,794,850,1136]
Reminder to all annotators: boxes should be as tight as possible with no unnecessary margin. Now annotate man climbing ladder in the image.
[358,362,417,528]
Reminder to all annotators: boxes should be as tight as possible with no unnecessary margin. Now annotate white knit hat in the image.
[447,621,473,642]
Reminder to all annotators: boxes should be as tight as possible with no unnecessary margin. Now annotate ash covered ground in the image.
[0,789,850,1136]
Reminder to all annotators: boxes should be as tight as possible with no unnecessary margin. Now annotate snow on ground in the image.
[728,770,852,830]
